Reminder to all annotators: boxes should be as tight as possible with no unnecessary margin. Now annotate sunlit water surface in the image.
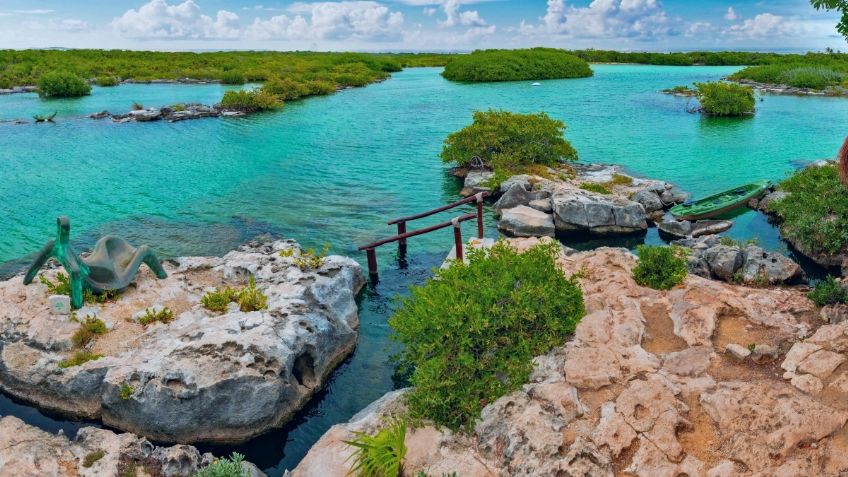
[2,65,846,474]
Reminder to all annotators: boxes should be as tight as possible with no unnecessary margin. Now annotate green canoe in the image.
[670,180,771,221]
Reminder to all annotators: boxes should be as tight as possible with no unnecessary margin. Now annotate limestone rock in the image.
[0,240,365,444]
[703,245,744,281]
[632,189,664,213]
[791,373,824,394]
[551,188,647,236]
[657,218,692,238]
[0,415,261,477]
[750,343,779,364]
[740,244,805,285]
[822,303,848,325]
[497,205,555,238]
[498,174,531,193]
[493,183,533,216]
[462,171,494,196]
[797,349,846,379]
[528,198,552,213]
[725,343,751,360]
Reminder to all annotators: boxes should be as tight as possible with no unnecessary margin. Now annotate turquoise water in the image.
[1,65,847,473]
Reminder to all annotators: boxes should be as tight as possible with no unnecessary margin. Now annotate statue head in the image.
[56,216,70,244]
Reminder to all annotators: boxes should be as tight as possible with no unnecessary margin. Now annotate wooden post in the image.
[366,248,378,283]
[475,192,484,239]
[453,217,464,262]
[397,221,407,257]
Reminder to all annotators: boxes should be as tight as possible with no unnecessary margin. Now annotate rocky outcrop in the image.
[0,85,36,95]
[497,205,555,238]
[735,78,848,97]
[551,188,647,235]
[0,415,265,477]
[96,103,235,123]
[461,171,494,196]
[293,245,838,477]
[658,218,732,239]
[676,235,805,285]
[0,239,365,444]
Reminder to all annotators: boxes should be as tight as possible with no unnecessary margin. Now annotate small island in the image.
[441,48,593,82]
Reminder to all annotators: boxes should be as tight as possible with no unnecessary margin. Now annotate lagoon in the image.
[2,64,848,474]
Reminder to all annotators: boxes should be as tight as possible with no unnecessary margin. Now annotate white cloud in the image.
[520,0,676,40]
[13,9,55,14]
[724,13,801,39]
[113,0,240,40]
[724,7,738,21]
[248,1,404,41]
[685,21,712,38]
[440,0,487,27]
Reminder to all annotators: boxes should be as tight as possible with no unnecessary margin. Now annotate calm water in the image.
[1,65,846,473]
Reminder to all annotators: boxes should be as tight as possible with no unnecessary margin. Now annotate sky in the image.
[0,0,845,52]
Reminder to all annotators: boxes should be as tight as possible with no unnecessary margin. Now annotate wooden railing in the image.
[358,192,489,281]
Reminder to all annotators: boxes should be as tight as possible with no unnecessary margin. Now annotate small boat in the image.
[670,180,771,221]
[531,82,541,86]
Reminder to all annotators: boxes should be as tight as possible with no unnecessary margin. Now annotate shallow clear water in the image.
[1,65,846,473]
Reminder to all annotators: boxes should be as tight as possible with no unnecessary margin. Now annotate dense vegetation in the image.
[389,241,585,430]
[694,82,756,116]
[769,164,848,256]
[37,70,91,98]
[632,245,689,290]
[441,109,577,184]
[442,48,592,82]
[730,63,848,89]
[218,89,282,112]
[808,275,848,306]
[194,452,246,477]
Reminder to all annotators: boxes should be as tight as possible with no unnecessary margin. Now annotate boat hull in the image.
[670,181,770,221]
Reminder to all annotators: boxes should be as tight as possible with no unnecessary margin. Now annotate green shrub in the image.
[305,79,337,95]
[138,307,174,326]
[59,350,103,368]
[119,382,134,400]
[194,452,245,477]
[808,275,848,307]
[442,48,592,82]
[344,420,407,477]
[72,316,108,348]
[39,272,71,295]
[220,71,246,85]
[201,276,268,313]
[731,63,848,90]
[579,182,612,194]
[37,71,91,98]
[694,82,755,116]
[280,243,330,270]
[441,109,578,178]
[607,173,634,186]
[780,66,845,89]
[219,89,282,112]
[262,77,310,100]
[390,241,585,430]
[83,450,106,468]
[770,164,848,255]
[96,75,119,87]
[632,245,689,290]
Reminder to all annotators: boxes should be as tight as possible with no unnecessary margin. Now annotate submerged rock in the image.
[0,239,365,444]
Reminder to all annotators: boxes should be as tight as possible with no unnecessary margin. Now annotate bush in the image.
[201,276,268,313]
[83,450,105,468]
[220,71,246,85]
[632,245,689,290]
[138,307,173,326]
[442,48,593,82]
[37,71,91,98]
[694,82,755,116]
[119,382,134,400]
[731,63,848,90]
[770,164,848,255]
[389,241,585,430]
[262,77,310,100]
[59,350,103,368]
[580,182,611,194]
[72,316,108,348]
[808,275,848,307]
[280,243,330,270]
[218,89,282,112]
[305,79,337,95]
[96,75,119,87]
[441,109,578,177]
[194,452,245,477]
[344,420,407,477]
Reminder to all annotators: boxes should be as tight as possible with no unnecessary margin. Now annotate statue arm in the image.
[23,239,55,285]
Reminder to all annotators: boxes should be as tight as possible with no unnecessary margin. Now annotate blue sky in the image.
[0,0,844,51]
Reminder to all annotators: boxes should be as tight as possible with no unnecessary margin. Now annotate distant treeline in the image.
[5,48,848,91]
[0,49,451,89]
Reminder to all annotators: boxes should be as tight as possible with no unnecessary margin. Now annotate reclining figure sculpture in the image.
[24,217,168,309]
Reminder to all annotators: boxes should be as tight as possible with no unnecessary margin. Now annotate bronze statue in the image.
[24,217,167,309]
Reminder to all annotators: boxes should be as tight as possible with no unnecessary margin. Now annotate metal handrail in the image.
[358,191,490,282]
